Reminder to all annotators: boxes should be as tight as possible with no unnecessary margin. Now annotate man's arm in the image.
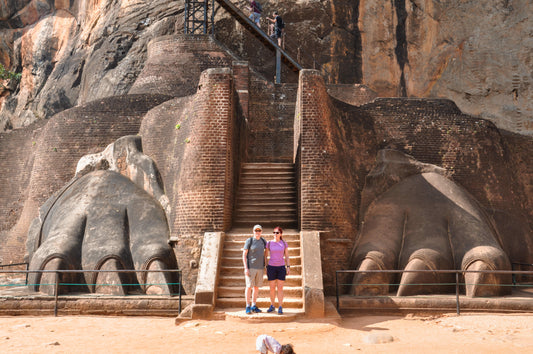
[243,248,250,276]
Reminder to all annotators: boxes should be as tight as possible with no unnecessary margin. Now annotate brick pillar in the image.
[295,69,357,293]
[177,67,235,235]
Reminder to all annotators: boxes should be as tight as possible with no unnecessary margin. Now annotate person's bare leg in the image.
[269,280,276,306]
[252,286,259,304]
[245,286,252,306]
[277,280,285,307]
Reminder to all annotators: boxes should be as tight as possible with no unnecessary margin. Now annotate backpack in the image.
[278,18,285,29]
[255,1,262,13]
[244,236,267,251]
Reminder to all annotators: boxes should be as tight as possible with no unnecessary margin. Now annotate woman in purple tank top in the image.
[265,226,290,315]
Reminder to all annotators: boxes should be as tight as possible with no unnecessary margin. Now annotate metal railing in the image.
[211,0,332,82]
[336,269,533,315]
[0,269,182,316]
[0,262,29,285]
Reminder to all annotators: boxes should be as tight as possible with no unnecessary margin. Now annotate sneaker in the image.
[266,305,275,313]
[278,306,283,315]
[251,305,262,313]
[245,306,252,314]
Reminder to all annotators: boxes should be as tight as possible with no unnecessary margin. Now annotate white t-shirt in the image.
[256,334,282,354]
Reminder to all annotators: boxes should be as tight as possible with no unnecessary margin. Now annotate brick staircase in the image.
[216,230,303,314]
[233,163,297,229]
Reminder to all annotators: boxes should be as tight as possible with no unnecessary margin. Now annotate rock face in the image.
[0,0,183,130]
[0,0,531,134]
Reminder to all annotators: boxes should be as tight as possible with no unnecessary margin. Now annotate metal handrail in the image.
[335,269,533,315]
[0,268,182,317]
[0,262,29,285]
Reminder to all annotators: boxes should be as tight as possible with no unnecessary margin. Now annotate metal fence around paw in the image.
[0,267,182,316]
[336,266,533,315]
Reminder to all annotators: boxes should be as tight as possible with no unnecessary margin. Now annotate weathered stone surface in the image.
[0,0,530,134]
[0,0,183,130]
[358,0,532,134]
[351,150,512,297]
[26,137,178,295]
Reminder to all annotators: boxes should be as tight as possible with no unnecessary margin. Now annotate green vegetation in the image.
[0,63,21,81]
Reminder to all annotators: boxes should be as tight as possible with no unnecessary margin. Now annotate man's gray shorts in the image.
[246,268,264,287]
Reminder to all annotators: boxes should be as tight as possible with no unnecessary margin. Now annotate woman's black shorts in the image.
[267,265,286,281]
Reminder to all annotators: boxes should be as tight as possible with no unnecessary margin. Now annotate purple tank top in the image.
[267,240,287,266]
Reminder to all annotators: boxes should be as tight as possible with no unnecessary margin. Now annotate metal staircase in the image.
[184,0,302,82]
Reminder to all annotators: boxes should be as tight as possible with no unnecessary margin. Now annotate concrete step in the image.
[222,308,305,321]
[237,201,297,207]
[223,239,300,248]
[241,172,294,179]
[237,185,295,192]
[218,275,302,287]
[217,286,303,298]
[221,256,302,267]
[216,297,303,309]
[220,265,302,276]
[239,176,295,183]
[224,233,300,241]
[233,218,298,226]
[223,248,301,258]
[242,163,294,170]
[235,207,297,214]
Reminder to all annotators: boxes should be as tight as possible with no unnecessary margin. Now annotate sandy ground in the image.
[1,312,533,353]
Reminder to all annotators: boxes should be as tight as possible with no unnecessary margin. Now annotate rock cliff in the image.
[0,0,531,135]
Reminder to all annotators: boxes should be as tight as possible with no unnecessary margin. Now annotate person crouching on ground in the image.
[265,226,290,315]
[256,334,295,354]
[243,224,267,314]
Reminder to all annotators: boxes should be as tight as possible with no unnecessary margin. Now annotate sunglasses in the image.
[273,231,281,234]
[254,229,262,232]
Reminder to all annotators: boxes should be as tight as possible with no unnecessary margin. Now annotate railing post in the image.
[178,271,182,314]
[54,271,59,317]
[275,48,281,84]
[455,271,460,315]
[211,0,215,35]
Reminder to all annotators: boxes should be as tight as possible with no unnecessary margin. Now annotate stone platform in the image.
[336,288,533,315]
[0,286,192,316]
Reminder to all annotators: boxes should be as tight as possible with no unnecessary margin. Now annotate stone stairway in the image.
[216,230,303,313]
[233,163,297,229]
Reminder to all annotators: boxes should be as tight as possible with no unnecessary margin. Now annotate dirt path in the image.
[1,313,533,353]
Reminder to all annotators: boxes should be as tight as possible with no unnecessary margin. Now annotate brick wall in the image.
[140,68,238,293]
[295,70,361,292]
[247,76,297,162]
[356,98,532,264]
[129,35,234,97]
[0,120,46,264]
[295,71,533,294]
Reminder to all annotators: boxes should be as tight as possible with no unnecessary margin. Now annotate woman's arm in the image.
[284,244,290,274]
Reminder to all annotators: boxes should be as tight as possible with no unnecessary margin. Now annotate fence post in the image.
[178,271,182,314]
[54,271,59,317]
